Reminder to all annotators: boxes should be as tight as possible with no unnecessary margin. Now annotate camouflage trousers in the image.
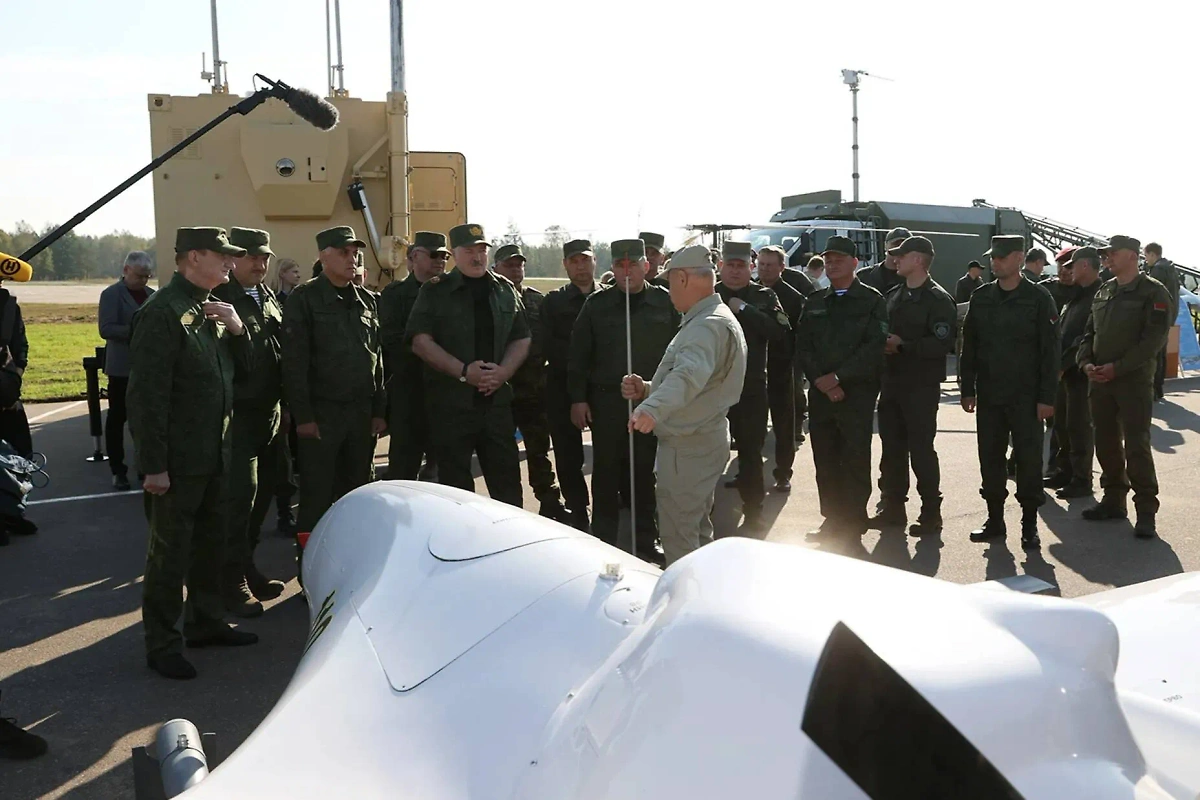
[511,389,561,506]
[225,403,282,576]
[142,473,230,657]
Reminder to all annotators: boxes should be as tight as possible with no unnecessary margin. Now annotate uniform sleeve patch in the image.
[933,321,951,340]
[1154,302,1168,312]
[880,321,889,335]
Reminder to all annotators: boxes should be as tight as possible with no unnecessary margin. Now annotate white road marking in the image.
[27,489,142,506]
[27,400,85,424]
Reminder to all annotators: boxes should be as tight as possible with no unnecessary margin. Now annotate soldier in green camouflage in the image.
[1079,235,1173,538]
[492,243,570,520]
[406,224,530,505]
[282,226,388,539]
[213,227,287,618]
[128,227,259,681]
[379,231,448,480]
[1143,242,1180,401]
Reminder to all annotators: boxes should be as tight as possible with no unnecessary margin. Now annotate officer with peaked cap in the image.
[406,224,530,505]
[871,236,958,536]
[857,227,910,294]
[542,239,600,531]
[955,261,985,304]
[716,239,790,530]
[959,235,1059,549]
[795,236,888,538]
[569,238,678,563]
[213,227,287,618]
[492,242,570,522]
[640,232,670,287]
[622,244,747,565]
[379,231,449,480]
[755,244,808,492]
[129,227,257,680]
[1078,235,1172,537]
[282,225,387,547]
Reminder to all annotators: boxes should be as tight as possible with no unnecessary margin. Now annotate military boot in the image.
[538,498,570,524]
[1021,506,1040,549]
[1042,470,1070,490]
[224,573,264,618]
[276,503,296,536]
[1134,514,1157,539]
[246,563,285,601]
[739,508,767,534]
[868,503,907,530]
[1082,500,1128,521]
[969,503,1006,542]
[0,691,49,758]
[146,652,197,681]
[909,501,943,537]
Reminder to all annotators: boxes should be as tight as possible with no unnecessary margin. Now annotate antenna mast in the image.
[840,69,891,202]
[202,0,228,94]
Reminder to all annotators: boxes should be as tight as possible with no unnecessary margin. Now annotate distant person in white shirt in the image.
[806,255,830,290]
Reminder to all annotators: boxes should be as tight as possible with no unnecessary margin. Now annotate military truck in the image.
[734,190,1030,290]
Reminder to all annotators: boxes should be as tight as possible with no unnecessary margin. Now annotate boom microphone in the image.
[0,253,34,282]
[254,74,340,131]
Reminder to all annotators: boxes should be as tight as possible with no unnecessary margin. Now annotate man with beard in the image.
[379,231,449,480]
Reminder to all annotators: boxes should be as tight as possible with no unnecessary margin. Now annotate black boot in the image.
[0,691,49,758]
[1135,514,1157,539]
[1021,506,1040,549]
[970,503,1006,542]
[224,572,264,618]
[147,652,198,681]
[909,502,943,537]
[538,498,570,524]
[868,503,907,530]
[246,562,285,601]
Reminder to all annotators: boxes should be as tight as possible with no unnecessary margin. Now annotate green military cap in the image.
[411,231,450,255]
[722,240,754,262]
[1098,234,1141,254]
[563,238,593,259]
[316,225,366,251]
[494,243,526,264]
[888,235,935,258]
[1025,247,1048,263]
[821,235,857,258]
[174,227,246,256]
[983,235,1026,258]
[665,244,715,271]
[228,227,273,257]
[967,260,983,270]
[639,231,667,252]
[885,227,912,243]
[1070,246,1101,264]
[611,239,646,262]
[449,223,490,249]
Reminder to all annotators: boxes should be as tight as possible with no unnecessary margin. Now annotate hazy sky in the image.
[2,0,1197,263]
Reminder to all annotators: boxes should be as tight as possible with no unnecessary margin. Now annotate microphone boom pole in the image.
[19,75,337,263]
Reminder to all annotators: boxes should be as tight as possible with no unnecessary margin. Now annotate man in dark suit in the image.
[98,251,156,491]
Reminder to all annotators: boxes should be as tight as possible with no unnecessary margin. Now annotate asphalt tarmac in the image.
[3,379,1200,798]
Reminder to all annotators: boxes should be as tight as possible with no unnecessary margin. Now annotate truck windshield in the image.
[737,223,866,267]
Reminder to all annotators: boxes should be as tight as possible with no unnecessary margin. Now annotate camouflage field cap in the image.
[722,240,754,262]
[316,225,366,251]
[1070,246,1101,265]
[822,235,858,259]
[229,227,273,257]
[175,227,246,256]
[639,232,667,253]
[611,239,647,262]
[1098,235,1141,254]
[411,231,450,255]
[665,244,715,271]
[449,224,490,249]
[983,235,1026,258]
[888,235,935,258]
[494,243,526,264]
[563,239,593,259]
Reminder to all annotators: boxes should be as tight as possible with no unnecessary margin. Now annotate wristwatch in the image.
[459,363,469,383]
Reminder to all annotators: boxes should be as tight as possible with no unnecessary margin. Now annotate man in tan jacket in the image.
[622,245,748,566]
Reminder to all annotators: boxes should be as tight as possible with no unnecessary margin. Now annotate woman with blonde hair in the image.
[269,257,303,301]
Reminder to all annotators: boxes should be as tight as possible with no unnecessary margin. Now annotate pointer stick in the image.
[625,270,637,560]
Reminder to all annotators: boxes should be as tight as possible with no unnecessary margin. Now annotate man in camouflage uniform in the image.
[213,227,287,618]
[406,224,530,505]
[795,236,888,537]
[870,236,958,536]
[492,243,569,520]
[716,240,790,530]
[1144,242,1180,401]
[640,232,670,287]
[282,226,387,541]
[856,227,909,295]
[1079,235,1173,538]
[129,227,258,680]
[541,239,599,531]
[379,231,448,480]
[959,235,1059,550]
[570,239,679,562]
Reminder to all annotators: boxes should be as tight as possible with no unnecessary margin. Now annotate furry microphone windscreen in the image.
[285,87,340,131]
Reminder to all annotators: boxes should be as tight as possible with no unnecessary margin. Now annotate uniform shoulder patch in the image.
[933,321,951,340]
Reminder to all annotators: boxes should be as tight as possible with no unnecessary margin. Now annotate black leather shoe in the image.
[113,474,132,491]
[186,626,259,648]
[868,506,907,530]
[1055,482,1093,499]
[773,479,792,493]
[1021,507,1040,549]
[970,518,1006,542]
[147,652,198,680]
[1042,472,1070,489]
[246,564,285,601]
[0,692,49,759]
[1135,516,1157,539]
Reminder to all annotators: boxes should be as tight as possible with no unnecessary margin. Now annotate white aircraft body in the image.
[149,482,1200,799]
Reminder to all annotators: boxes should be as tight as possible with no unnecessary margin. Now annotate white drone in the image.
[135,482,1200,799]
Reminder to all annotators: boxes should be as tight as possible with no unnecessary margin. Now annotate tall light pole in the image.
[841,69,891,203]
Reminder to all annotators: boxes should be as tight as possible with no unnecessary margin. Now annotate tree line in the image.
[496,222,616,277]
[0,222,156,282]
